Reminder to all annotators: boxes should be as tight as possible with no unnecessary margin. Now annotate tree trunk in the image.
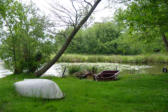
[162,33,168,52]
[35,0,102,77]
[8,24,18,74]
[13,45,17,74]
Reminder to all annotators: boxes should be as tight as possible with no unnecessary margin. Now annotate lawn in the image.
[0,73,168,112]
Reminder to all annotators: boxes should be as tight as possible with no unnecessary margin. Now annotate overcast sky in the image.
[21,0,125,23]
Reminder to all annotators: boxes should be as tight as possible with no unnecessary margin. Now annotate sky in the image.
[20,0,125,23]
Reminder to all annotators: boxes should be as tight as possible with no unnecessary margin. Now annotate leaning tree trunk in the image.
[35,0,102,77]
[162,33,168,52]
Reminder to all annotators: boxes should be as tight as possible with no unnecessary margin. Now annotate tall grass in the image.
[68,65,98,74]
[58,53,168,64]
[68,66,82,74]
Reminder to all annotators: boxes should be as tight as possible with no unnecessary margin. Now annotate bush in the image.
[68,66,82,74]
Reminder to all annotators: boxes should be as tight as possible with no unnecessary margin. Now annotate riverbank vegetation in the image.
[59,54,168,64]
[0,73,168,112]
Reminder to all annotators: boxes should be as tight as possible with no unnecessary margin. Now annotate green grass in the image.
[0,73,168,112]
[58,53,168,64]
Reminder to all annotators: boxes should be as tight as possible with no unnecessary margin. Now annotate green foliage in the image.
[70,22,121,54]
[0,1,55,73]
[0,74,168,112]
[56,17,166,55]
[68,66,82,74]
[68,65,98,75]
[114,0,168,52]
[56,22,142,55]
[0,0,12,18]
[0,0,13,28]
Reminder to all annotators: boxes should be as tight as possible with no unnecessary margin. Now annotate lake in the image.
[0,60,13,78]
[59,63,166,75]
[0,61,166,78]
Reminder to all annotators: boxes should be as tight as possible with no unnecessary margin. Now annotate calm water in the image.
[59,63,166,75]
[0,60,167,78]
[0,60,12,78]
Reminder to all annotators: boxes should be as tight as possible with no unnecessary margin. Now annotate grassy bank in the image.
[0,73,168,112]
[58,54,168,64]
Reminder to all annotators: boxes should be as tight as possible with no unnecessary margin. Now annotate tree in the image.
[63,22,121,54]
[35,0,102,76]
[0,1,55,74]
[115,0,168,51]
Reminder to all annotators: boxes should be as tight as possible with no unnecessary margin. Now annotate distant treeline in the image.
[55,22,164,55]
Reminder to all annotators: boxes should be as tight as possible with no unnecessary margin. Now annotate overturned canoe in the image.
[14,79,64,99]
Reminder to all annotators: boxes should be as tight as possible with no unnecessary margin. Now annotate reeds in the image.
[58,53,168,64]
